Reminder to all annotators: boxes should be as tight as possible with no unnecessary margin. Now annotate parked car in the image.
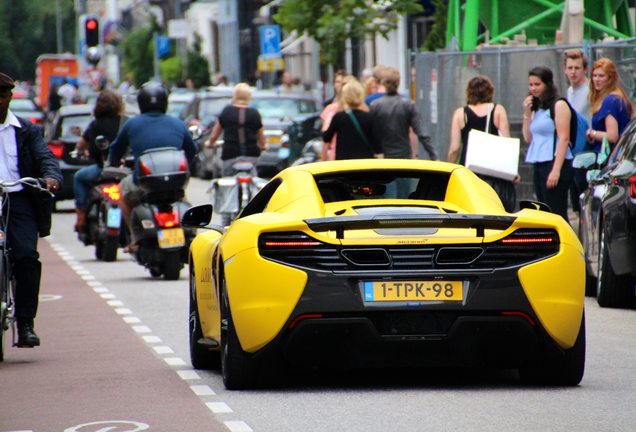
[183,159,586,389]
[182,89,233,179]
[10,96,45,127]
[44,104,95,202]
[250,91,321,177]
[577,118,636,307]
[167,89,196,120]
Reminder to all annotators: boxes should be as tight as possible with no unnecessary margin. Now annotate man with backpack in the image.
[563,49,590,214]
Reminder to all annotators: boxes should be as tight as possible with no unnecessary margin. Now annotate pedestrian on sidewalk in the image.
[448,75,517,212]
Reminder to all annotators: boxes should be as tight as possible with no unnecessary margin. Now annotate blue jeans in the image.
[74,164,102,210]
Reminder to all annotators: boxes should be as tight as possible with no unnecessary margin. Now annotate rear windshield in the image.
[315,170,450,203]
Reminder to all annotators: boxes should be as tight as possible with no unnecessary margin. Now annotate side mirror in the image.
[572,151,598,170]
[182,204,213,227]
[95,135,109,150]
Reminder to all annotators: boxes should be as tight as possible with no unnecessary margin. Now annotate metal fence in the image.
[413,38,636,203]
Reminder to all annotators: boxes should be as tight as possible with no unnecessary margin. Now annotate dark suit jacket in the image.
[14,116,62,237]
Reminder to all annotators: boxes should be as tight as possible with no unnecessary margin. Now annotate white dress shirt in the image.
[0,110,23,192]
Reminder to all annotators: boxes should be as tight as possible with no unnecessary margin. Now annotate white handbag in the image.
[464,105,520,181]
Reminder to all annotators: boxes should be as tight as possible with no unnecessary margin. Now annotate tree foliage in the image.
[422,0,447,51]
[119,21,160,87]
[0,0,76,80]
[274,0,423,66]
[184,33,211,88]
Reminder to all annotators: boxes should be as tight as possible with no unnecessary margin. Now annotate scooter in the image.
[77,135,130,262]
[207,159,268,226]
[127,147,196,280]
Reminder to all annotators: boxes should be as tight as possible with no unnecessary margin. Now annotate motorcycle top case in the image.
[136,147,189,196]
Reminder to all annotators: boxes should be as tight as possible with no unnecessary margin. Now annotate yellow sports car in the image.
[182,159,585,389]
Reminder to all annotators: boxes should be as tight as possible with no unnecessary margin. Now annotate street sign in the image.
[259,25,281,59]
[258,56,285,73]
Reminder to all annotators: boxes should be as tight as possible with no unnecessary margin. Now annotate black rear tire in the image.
[189,265,221,369]
[163,251,181,280]
[519,311,586,386]
[220,275,258,390]
[597,228,633,308]
[101,236,119,262]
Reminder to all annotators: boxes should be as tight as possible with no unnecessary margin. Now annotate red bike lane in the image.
[0,240,226,432]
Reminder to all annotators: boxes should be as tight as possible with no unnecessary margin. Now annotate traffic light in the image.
[84,17,99,47]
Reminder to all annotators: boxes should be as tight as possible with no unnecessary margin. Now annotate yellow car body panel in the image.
[190,229,222,338]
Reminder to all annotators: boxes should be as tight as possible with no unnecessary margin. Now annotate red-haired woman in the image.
[585,57,634,150]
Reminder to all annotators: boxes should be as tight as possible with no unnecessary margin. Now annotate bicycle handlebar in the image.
[0,177,54,197]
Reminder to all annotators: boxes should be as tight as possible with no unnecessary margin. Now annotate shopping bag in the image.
[464,129,520,181]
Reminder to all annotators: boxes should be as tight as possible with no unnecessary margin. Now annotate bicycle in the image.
[0,177,53,361]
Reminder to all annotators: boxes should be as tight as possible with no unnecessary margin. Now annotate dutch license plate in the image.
[157,228,185,248]
[363,281,463,302]
[106,207,121,229]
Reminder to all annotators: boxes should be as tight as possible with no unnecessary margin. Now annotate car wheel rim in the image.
[597,228,605,297]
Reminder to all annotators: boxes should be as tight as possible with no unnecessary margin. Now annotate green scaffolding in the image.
[446,0,635,51]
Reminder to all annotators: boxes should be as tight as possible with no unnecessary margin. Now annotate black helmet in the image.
[137,81,168,113]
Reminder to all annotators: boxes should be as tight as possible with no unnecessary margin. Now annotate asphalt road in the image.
[2,177,636,432]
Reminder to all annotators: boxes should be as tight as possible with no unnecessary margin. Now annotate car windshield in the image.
[200,97,232,124]
[315,170,451,203]
[251,97,316,118]
[10,98,38,111]
[60,114,92,138]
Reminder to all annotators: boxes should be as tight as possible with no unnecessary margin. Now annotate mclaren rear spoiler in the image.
[304,214,517,239]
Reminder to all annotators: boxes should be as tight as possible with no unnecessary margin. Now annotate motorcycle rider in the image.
[108,81,196,252]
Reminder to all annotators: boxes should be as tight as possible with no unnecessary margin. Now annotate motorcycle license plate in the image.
[106,207,121,229]
[157,228,185,249]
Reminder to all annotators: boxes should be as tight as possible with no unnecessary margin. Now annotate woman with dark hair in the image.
[448,75,517,211]
[585,57,634,150]
[522,66,573,221]
[73,90,126,230]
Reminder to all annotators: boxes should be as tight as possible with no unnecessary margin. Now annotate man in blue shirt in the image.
[109,81,196,251]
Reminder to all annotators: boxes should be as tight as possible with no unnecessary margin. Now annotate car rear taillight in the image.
[48,141,64,159]
[288,313,324,329]
[499,229,558,245]
[29,117,41,124]
[155,210,179,228]
[629,175,636,198]
[100,184,121,202]
[260,232,322,248]
[237,175,252,184]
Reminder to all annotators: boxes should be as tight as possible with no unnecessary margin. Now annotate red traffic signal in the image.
[84,17,99,47]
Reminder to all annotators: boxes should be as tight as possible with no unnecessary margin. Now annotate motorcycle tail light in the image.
[155,210,179,228]
[48,141,64,159]
[237,175,252,184]
[139,161,152,175]
[179,158,188,172]
[629,175,636,198]
[101,184,121,202]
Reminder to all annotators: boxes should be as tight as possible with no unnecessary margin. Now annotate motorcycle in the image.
[207,159,268,226]
[78,136,130,262]
[127,147,196,280]
[291,137,323,167]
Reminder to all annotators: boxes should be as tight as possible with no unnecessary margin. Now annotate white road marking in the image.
[132,325,152,333]
[206,402,233,413]
[164,357,187,366]
[190,384,215,396]
[142,335,162,343]
[177,370,200,380]
[224,421,254,432]
[152,346,174,354]
[48,241,253,432]
[39,294,63,301]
